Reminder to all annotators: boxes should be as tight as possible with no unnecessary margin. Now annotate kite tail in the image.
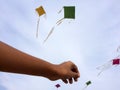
[117,46,120,52]
[116,55,120,58]
[43,18,64,43]
[96,60,112,76]
[58,8,63,14]
[57,21,63,26]
[44,14,47,19]
[56,18,64,25]
[43,26,55,43]
[82,85,88,90]
[97,70,104,76]
[36,17,40,38]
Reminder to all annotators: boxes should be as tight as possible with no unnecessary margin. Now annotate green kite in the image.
[44,6,75,43]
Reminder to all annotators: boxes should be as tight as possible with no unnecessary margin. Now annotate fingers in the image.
[62,79,68,84]
[69,62,80,83]
[62,78,76,84]
[60,61,80,84]
[68,78,73,84]
[74,77,78,82]
[62,73,79,84]
[70,71,80,81]
[62,78,73,84]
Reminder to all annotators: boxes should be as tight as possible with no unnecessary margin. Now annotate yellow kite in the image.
[35,6,46,38]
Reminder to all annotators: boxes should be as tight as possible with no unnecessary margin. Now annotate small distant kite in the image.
[44,6,75,43]
[113,58,120,64]
[97,58,120,76]
[35,6,46,38]
[55,84,61,88]
[82,81,92,90]
[86,81,92,86]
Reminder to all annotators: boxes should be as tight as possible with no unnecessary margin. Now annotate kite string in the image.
[36,17,40,38]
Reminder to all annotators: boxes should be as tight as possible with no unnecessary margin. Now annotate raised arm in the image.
[0,41,80,84]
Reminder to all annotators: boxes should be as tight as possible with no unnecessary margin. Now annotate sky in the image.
[0,0,120,90]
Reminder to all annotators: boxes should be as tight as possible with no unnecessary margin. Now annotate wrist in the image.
[46,64,60,81]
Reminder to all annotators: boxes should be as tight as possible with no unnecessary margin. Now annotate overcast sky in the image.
[0,0,120,90]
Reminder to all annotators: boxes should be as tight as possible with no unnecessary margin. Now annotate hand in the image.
[48,61,80,84]
[58,61,80,84]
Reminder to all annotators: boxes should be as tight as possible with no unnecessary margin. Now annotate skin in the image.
[0,41,80,84]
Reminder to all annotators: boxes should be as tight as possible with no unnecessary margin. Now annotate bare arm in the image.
[0,41,80,84]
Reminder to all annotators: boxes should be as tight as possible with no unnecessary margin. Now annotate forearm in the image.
[0,41,57,78]
[0,41,80,83]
